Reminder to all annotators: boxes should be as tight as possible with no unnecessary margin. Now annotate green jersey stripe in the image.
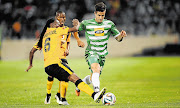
[86,31,94,35]
[97,50,108,55]
[86,33,95,36]
[88,35,108,40]
[90,38,109,42]
[90,40,108,46]
[91,45,107,51]
[90,43,108,47]
[86,25,112,29]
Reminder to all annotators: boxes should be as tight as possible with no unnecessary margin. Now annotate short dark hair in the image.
[56,10,65,15]
[95,2,106,12]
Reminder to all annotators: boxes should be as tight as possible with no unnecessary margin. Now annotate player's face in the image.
[55,13,66,26]
[94,10,106,23]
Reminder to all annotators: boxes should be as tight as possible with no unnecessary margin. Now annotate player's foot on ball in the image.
[44,93,51,104]
[94,87,106,103]
[55,93,61,104]
[75,88,80,96]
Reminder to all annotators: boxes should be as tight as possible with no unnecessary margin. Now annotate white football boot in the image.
[55,93,61,104]
[44,94,51,104]
[59,100,70,105]
[94,87,106,103]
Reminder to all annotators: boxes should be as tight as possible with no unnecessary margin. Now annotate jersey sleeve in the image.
[33,42,42,50]
[78,20,85,31]
[67,32,71,42]
[110,22,120,38]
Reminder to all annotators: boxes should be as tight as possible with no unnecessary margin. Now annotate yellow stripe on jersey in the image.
[33,42,41,50]
[61,31,71,59]
[66,32,71,42]
[58,62,73,75]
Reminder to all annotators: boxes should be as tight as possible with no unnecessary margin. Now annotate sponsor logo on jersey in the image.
[95,30,104,34]
[94,28,104,36]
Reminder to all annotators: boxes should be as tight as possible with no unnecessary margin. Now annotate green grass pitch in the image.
[0,57,180,107]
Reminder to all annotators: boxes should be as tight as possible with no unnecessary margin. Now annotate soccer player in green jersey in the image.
[75,2,127,96]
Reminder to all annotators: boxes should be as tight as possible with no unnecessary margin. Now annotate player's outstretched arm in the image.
[25,47,37,72]
[73,32,85,48]
[64,42,70,56]
[115,30,127,42]
[68,19,80,32]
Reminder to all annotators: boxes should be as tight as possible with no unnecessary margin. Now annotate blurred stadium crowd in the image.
[0,0,180,39]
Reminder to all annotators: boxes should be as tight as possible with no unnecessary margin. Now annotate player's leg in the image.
[54,81,61,104]
[45,63,106,103]
[86,54,101,92]
[90,56,105,92]
[58,62,106,103]
[75,54,100,95]
[69,73,106,103]
[75,74,92,96]
[58,59,69,105]
[59,80,69,105]
[91,62,101,92]
[57,62,94,96]
[45,63,70,105]
[45,64,69,105]
[45,76,54,104]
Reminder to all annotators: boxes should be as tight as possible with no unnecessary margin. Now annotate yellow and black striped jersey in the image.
[42,26,69,67]
[33,26,71,67]
[33,26,69,67]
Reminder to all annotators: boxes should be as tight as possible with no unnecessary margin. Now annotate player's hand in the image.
[77,40,85,48]
[72,19,79,26]
[25,65,33,72]
[64,49,69,56]
[120,30,127,37]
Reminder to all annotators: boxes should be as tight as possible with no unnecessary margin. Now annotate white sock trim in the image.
[92,73,100,92]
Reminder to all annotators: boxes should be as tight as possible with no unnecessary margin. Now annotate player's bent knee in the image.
[91,63,101,73]
[68,73,80,83]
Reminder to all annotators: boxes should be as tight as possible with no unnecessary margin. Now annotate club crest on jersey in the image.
[94,28,104,36]
[62,35,65,39]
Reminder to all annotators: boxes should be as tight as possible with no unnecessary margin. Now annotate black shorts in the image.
[45,59,73,82]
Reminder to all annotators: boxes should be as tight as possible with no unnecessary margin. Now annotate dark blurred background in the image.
[0,0,180,60]
[0,0,180,39]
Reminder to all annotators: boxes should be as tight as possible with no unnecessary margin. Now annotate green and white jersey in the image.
[79,18,120,57]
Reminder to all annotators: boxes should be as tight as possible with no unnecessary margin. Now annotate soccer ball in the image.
[102,92,116,105]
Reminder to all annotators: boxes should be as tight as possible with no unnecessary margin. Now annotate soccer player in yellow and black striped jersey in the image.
[33,31,72,105]
[26,11,85,105]
[26,10,106,105]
